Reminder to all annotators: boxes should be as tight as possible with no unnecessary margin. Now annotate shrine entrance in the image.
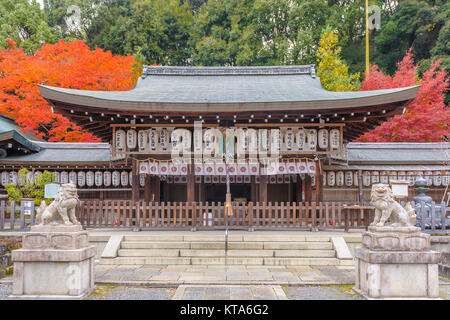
[205,183,251,203]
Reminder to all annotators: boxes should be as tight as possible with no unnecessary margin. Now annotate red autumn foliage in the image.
[0,39,142,142]
[357,50,449,142]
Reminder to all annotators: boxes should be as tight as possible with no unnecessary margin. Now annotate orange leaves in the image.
[0,39,141,142]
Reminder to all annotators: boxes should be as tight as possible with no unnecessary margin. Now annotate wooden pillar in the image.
[251,182,258,203]
[144,174,151,202]
[187,162,195,203]
[315,160,324,203]
[259,175,268,204]
[305,174,313,203]
[131,159,140,202]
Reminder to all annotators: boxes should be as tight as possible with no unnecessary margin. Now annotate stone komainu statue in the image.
[370,183,416,227]
[35,182,81,226]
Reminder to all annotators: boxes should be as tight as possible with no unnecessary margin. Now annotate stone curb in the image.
[93,280,355,287]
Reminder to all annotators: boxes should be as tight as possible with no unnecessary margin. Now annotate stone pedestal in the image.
[10,225,96,300]
[354,226,441,299]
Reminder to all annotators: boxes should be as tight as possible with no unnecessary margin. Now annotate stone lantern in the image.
[412,175,433,204]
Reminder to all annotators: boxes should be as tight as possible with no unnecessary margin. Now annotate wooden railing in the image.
[75,200,374,230]
[0,200,35,231]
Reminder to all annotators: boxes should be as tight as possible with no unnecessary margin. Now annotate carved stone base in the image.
[10,227,96,300]
[355,227,440,299]
[363,226,430,251]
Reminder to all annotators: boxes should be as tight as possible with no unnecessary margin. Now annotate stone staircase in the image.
[98,234,354,266]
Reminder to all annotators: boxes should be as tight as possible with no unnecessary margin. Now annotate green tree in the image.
[316,30,360,91]
[0,0,60,54]
[86,0,194,65]
[5,169,55,205]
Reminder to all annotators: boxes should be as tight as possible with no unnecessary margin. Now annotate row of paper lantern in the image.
[115,127,341,153]
[139,161,317,176]
[0,171,147,188]
[322,171,450,187]
[166,175,306,184]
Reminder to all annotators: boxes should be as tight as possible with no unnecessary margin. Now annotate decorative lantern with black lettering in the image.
[126,129,137,150]
[433,171,441,186]
[380,171,388,184]
[148,129,159,151]
[371,171,380,184]
[138,130,148,152]
[9,171,17,185]
[345,171,353,186]
[120,171,128,186]
[60,171,68,184]
[330,129,340,151]
[77,171,86,187]
[86,171,95,187]
[69,171,77,185]
[442,172,449,186]
[95,171,103,187]
[306,129,317,151]
[318,129,329,150]
[336,171,344,186]
[159,128,170,152]
[1,171,9,186]
[104,171,112,187]
[112,171,120,187]
[424,171,433,186]
[115,129,126,153]
[362,171,371,187]
[53,171,60,183]
[327,171,336,187]
[140,174,145,187]
[296,129,306,151]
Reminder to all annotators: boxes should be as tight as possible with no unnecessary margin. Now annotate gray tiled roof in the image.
[39,65,419,106]
[346,142,450,164]
[2,142,111,164]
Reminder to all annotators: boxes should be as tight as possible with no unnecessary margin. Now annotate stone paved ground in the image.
[94,264,356,285]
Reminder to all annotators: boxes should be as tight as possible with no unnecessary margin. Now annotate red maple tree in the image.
[356,50,449,142]
[0,39,142,142]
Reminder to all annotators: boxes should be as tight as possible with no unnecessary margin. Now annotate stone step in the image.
[274,250,335,258]
[263,242,332,250]
[263,257,340,266]
[118,249,180,257]
[121,241,190,249]
[121,235,331,242]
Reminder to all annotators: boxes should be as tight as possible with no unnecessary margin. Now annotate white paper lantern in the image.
[138,130,148,152]
[433,171,441,186]
[380,171,388,184]
[296,129,306,151]
[363,171,371,187]
[53,171,60,183]
[398,171,407,181]
[1,171,9,186]
[140,174,145,187]
[95,171,103,187]
[336,171,344,186]
[115,129,126,153]
[407,171,415,186]
[86,171,95,187]
[345,171,353,186]
[371,171,380,184]
[121,171,129,186]
[354,171,359,187]
[389,171,397,183]
[306,129,317,151]
[284,128,295,151]
[77,171,86,187]
[424,171,433,186]
[442,172,449,186]
[158,128,170,151]
[69,171,77,185]
[323,172,327,186]
[60,171,68,184]
[318,129,329,150]
[129,171,133,186]
[330,129,340,151]
[112,171,120,187]
[103,171,112,187]
[327,171,336,187]
[126,129,137,149]
[148,129,159,151]
[25,171,33,184]
[9,171,17,185]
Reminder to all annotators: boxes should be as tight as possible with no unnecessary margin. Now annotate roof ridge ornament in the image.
[141,65,316,78]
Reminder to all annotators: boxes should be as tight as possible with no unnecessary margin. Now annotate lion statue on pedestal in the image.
[35,182,81,226]
[370,183,416,227]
